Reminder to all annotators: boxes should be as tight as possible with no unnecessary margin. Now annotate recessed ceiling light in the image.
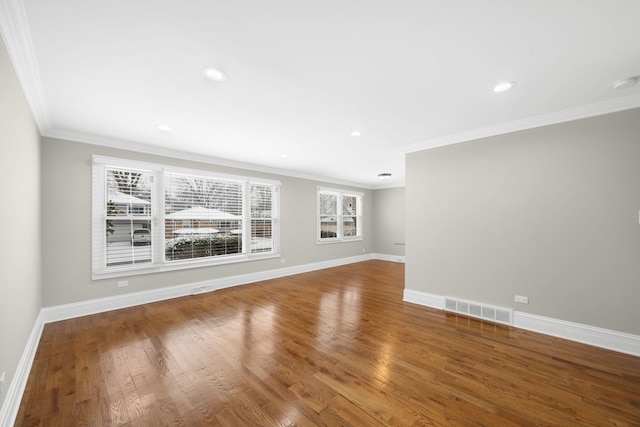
[612,76,638,90]
[350,130,363,137]
[378,173,392,180]
[157,124,173,132]
[493,81,516,93]
[202,67,227,81]
[280,153,289,159]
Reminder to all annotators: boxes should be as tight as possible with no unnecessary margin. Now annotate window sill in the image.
[92,251,280,280]
[316,237,363,245]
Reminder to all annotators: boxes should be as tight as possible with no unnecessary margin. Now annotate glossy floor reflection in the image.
[16,260,640,426]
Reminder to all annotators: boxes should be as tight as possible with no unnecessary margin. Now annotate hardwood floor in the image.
[15,260,640,426]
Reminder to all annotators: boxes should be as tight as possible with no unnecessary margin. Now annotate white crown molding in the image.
[404,93,640,154]
[403,288,640,357]
[5,0,637,188]
[43,128,377,190]
[0,0,50,132]
[371,182,406,190]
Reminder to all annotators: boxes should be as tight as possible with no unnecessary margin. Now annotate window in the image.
[103,167,154,268]
[317,187,363,243]
[250,184,277,253]
[92,156,280,278]
[164,172,244,262]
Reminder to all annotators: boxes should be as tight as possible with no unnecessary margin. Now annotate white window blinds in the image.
[92,156,281,279]
[104,167,154,268]
[250,183,279,254]
[165,172,244,261]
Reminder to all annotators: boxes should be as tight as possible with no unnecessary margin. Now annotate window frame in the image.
[316,187,363,244]
[92,155,281,279]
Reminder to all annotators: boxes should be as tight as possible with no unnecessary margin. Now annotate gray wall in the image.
[372,187,405,257]
[406,108,640,335]
[0,38,42,409]
[41,137,374,307]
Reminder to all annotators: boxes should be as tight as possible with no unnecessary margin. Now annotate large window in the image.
[92,156,280,278]
[317,187,363,243]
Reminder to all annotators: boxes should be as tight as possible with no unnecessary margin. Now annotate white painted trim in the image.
[403,288,640,357]
[0,0,50,132]
[0,311,45,427]
[513,312,640,358]
[373,253,405,263]
[403,289,444,310]
[42,254,373,323]
[1,254,376,426]
[4,0,640,190]
[12,262,637,426]
[403,93,640,154]
[45,129,376,190]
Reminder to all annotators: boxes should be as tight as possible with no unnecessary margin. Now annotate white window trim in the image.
[316,186,363,244]
[92,155,281,280]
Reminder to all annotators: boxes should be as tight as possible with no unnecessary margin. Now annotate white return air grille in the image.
[444,297,513,326]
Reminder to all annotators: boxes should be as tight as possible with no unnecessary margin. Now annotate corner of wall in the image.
[0,310,45,427]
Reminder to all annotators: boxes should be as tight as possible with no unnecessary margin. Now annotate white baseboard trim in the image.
[403,288,640,357]
[3,254,378,427]
[513,312,640,357]
[42,254,374,323]
[0,311,45,427]
[403,289,444,309]
[373,253,405,263]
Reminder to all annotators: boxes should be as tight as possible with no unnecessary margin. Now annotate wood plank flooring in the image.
[15,260,640,426]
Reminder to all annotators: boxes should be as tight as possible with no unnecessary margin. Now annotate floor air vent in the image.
[444,297,513,325]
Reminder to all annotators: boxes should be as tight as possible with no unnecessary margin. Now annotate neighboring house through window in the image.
[93,156,281,278]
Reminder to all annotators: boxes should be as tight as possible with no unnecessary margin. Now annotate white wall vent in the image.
[444,297,513,326]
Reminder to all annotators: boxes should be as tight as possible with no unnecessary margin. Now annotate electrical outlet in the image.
[0,371,6,395]
[117,280,128,288]
[514,295,529,304]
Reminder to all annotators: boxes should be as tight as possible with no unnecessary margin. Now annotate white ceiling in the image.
[2,0,640,188]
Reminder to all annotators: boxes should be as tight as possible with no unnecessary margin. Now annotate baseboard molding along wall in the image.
[42,254,381,323]
[372,253,405,263]
[7,256,638,427]
[0,311,45,427]
[3,253,407,427]
[403,288,640,358]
